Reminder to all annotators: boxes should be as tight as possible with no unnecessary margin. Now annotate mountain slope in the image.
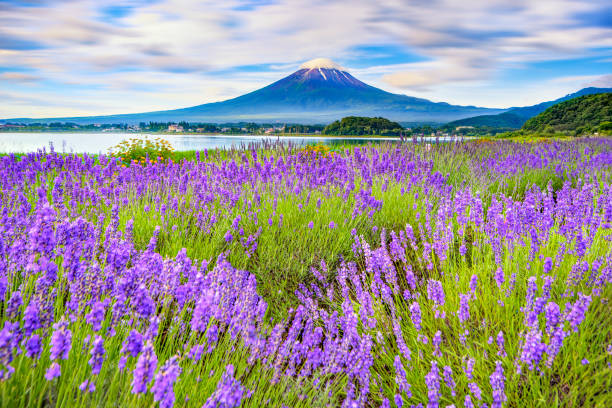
[445,87,612,129]
[444,111,525,128]
[1,58,503,125]
[520,93,612,134]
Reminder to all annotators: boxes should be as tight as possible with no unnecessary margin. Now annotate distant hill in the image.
[322,116,403,136]
[445,87,612,129]
[1,58,502,125]
[445,111,525,128]
[520,93,611,135]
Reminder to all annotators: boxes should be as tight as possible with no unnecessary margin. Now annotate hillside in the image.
[445,111,525,128]
[445,87,612,129]
[322,116,403,136]
[520,93,611,135]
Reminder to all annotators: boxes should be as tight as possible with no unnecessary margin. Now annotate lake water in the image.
[0,132,413,154]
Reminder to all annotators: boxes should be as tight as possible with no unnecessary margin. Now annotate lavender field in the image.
[0,138,611,408]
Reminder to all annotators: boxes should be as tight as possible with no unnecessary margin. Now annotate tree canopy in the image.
[520,93,612,135]
[322,116,404,136]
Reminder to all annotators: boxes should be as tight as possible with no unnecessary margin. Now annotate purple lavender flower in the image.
[468,382,482,400]
[442,365,455,396]
[151,356,182,408]
[458,294,470,324]
[496,331,506,357]
[566,293,592,332]
[432,331,442,357]
[79,379,96,393]
[23,300,41,337]
[131,341,157,394]
[427,280,445,319]
[45,362,61,381]
[393,318,412,362]
[187,344,205,362]
[545,325,567,368]
[202,364,248,408]
[490,361,506,408]
[463,357,475,380]
[543,257,553,274]
[544,302,561,333]
[6,291,22,319]
[25,334,42,359]
[519,328,546,372]
[50,318,72,361]
[394,355,411,395]
[86,300,108,332]
[133,285,155,320]
[409,301,422,331]
[424,361,440,408]
[394,393,403,408]
[122,330,144,357]
[494,267,504,289]
[427,280,445,306]
[0,322,18,380]
[469,274,478,297]
[89,335,105,375]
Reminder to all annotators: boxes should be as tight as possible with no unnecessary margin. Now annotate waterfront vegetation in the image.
[322,117,405,136]
[0,137,611,407]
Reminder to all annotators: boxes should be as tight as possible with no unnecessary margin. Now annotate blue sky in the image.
[0,0,611,118]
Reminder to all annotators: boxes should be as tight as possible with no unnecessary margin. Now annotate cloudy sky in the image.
[1,0,611,118]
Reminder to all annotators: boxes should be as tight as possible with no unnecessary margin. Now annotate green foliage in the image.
[110,137,174,164]
[598,121,612,135]
[323,116,404,136]
[520,93,612,136]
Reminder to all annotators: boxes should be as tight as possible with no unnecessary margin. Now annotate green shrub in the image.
[110,137,174,165]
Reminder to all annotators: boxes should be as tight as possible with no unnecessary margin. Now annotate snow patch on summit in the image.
[300,58,345,71]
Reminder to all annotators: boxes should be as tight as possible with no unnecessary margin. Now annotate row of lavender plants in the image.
[0,138,611,407]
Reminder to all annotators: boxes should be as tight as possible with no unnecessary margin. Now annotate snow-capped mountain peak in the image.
[299,58,346,71]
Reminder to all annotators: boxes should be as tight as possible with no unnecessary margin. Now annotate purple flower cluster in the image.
[203,365,248,408]
[0,139,610,406]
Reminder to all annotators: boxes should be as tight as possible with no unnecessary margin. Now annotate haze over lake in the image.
[0,132,414,154]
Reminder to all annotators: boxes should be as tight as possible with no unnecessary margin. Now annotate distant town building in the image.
[456,126,474,130]
[168,124,184,132]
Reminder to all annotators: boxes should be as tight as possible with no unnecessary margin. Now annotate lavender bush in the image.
[0,138,611,407]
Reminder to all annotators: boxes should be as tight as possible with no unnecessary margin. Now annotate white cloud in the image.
[0,0,610,116]
[585,74,612,88]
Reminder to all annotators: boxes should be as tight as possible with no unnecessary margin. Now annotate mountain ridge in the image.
[446,87,612,129]
[1,59,503,125]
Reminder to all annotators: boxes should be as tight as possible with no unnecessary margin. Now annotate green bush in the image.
[110,137,174,165]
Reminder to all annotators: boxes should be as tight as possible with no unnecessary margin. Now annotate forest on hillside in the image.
[520,93,612,135]
[322,116,404,136]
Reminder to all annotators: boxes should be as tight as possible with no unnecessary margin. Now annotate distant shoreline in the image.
[0,130,420,139]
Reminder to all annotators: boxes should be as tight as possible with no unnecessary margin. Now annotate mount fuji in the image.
[4,58,504,124]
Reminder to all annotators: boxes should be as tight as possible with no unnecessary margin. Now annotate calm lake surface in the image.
[0,132,461,154]
[0,132,412,154]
